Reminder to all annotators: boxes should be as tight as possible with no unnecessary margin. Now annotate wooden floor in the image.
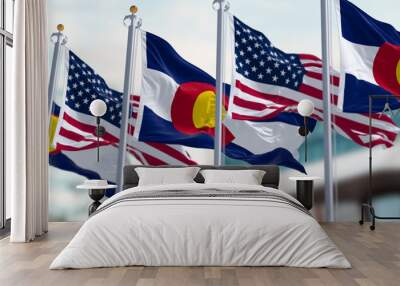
[0,222,399,286]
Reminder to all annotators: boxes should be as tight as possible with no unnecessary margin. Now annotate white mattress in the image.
[50,183,351,269]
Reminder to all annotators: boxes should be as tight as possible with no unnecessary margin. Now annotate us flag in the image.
[230,16,399,148]
[52,50,196,166]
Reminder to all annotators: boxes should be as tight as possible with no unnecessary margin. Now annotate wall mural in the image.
[48,0,400,222]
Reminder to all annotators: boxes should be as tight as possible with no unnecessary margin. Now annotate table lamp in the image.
[297,99,315,162]
[89,99,107,162]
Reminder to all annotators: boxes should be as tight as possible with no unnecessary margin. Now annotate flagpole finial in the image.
[57,24,64,32]
[130,5,138,14]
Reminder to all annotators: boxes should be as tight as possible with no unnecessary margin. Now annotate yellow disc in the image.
[57,24,64,32]
[396,59,400,85]
[49,114,59,153]
[130,5,138,14]
[193,91,215,128]
[192,91,227,129]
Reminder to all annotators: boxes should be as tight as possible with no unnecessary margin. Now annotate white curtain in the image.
[8,0,48,242]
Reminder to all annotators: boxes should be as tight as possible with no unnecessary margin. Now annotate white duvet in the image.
[50,183,351,269]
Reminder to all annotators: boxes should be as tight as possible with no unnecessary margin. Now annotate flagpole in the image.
[213,0,228,166]
[48,24,67,121]
[321,0,335,222]
[116,6,141,192]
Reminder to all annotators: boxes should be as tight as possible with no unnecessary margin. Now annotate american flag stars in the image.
[234,17,306,91]
[65,52,125,127]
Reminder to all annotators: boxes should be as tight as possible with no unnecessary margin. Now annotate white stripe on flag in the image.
[302,75,340,95]
[55,135,95,148]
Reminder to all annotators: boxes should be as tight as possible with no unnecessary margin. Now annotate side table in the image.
[77,180,117,215]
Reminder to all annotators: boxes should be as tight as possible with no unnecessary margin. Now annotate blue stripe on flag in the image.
[225,143,306,174]
[146,32,215,86]
[343,74,400,113]
[52,104,61,117]
[339,0,400,46]
[139,106,215,148]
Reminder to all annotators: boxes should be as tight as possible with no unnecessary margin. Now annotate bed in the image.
[50,165,350,269]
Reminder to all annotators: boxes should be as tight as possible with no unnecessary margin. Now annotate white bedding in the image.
[50,183,351,269]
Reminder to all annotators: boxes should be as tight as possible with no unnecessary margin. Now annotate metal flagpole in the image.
[213,0,228,166]
[320,0,335,222]
[48,24,67,121]
[116,6,141,193]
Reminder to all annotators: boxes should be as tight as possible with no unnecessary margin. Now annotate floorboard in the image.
[0,222,399,286]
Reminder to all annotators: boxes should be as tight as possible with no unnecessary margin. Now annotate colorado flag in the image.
[336,0,400,113]
[134,32,311,173]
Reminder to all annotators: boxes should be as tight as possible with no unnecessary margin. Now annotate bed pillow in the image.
[200,169,266,185]
[135,167,201,186]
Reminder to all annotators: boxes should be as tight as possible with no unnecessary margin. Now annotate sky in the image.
[48,0,400,92]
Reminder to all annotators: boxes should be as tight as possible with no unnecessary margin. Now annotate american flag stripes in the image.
[230,16,399,148]
[52,50,196,166]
